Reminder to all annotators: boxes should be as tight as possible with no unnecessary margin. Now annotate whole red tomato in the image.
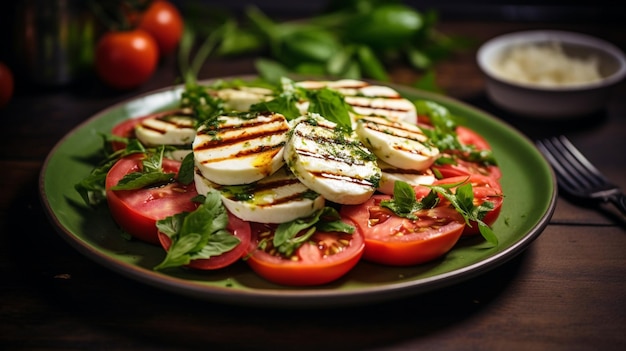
[138,0,184,56]
[0,61,14,107]
[95,29,159,90]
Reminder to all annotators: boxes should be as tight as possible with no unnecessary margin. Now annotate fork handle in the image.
[609,193,626,216]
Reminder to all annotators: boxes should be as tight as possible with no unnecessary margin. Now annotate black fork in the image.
[536,135,626,216]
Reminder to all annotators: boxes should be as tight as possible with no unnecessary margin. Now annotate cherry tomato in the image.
[244,220,365,286]
[105,154,198,244]
[0,61,14,107]
[158,211,252,270]
[95,29,159,90]
[341,195,466,266]
[433,174,504,236]
[138,0,184,56]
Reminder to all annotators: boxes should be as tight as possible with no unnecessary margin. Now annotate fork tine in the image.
[537,136,611,196]
[536,138,581,194]
[553,136,609,187]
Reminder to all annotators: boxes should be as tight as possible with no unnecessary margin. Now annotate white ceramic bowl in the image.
[477,30,626,118]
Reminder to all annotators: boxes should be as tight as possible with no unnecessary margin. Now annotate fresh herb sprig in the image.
[74,136,146,206]
[259,207,355,258]
[249,77,354,131]
[154,190,242,270]
[179,0,472,90]
[415,100,497,168]
[381,180,498,245]
[111,145,177,190]
[425,181,498,245]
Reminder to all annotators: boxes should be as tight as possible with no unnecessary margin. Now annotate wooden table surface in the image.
[1,14,625,351]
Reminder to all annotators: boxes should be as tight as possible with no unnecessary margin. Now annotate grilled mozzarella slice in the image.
[356,115,439,172]
[215,86,275,112]
[135,109,196,146]
[296,79,417,124]
[285,114,381,205]
[193,112,290,185]
[195,166,325,223]
[377,159,436,195]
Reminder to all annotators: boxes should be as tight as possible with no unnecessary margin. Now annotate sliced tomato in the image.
[158,211,251,270]
[433,174,504,236]
[105,154,198,245]
[456,126,492,151]
[244,219,365,286]
[433,159,502,180]
[433,125,502,180]
[340,195,466,266]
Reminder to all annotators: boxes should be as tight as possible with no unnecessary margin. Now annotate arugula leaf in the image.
[380,180,498,245]
[111,146,176,191]
[180,83,225,125]
[74,135,148,206]
[425,181,498,245]
[416,100,497,167]
[154,191,241,270]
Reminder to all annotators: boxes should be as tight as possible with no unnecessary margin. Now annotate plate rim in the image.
[39,76,557,308]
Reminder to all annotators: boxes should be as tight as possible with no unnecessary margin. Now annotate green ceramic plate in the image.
[40,78,556,308]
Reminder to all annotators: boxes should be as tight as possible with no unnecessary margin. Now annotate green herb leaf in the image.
[425,180,499,245]
[177,152,196,185]
[303,87,353,131]
[272,207,355,257]
[380,181,430,219]
[154,190,241,270]
[112,171,176,190]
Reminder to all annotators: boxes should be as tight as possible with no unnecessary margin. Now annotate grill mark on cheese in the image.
[292,118,377,187]
[379,165,434,175]
[197,143,285,165]
[292,122,368,166]
[194,114,289,152]
[361,117,428,144]
[138,111,195,135]
[346,97,411,113]
[310,171,376,187]
[295,148,367,166]
[195,128,288,149]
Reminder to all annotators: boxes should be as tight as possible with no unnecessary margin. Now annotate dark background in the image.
[0,0,622,92]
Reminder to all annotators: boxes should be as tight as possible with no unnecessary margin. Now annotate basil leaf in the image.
[249,90,302,119]
[304,87,353,131]
[357,45,389,82]
[177,152,196,185]
[191,229,241,260]
[154,190,241,271]
[379,181,426,219]
[272,207,355,257]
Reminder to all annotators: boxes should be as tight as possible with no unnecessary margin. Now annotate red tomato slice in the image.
[244,220,365,286]
[158,211,251,270]
[434,125,502,180]
[456,126,492,151]
[340,195,466,266]
[433,159,502,181]
[433,174,504,236]
[105,154,198,245]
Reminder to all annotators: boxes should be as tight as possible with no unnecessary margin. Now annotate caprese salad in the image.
[75,77,503,286]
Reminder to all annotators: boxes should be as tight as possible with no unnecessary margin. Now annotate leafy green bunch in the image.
[180,0,471,89]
